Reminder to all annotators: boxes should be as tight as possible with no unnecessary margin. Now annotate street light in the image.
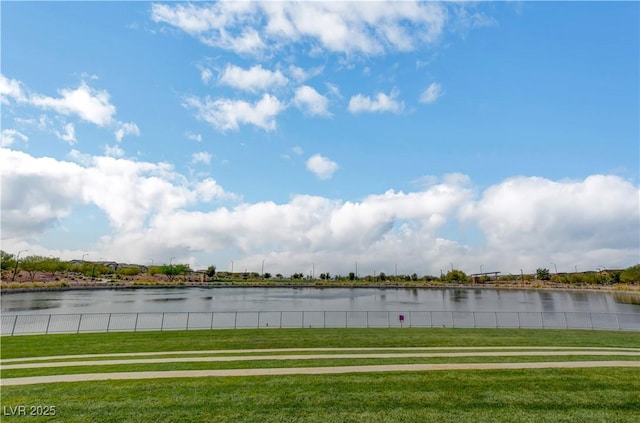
[261,259,266,278]
[550,262,558,274]
[11,249,28,282]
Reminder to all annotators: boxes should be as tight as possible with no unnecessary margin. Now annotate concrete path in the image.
[3,346,639,387]
[3,361,639,386]
[3,350,640,370]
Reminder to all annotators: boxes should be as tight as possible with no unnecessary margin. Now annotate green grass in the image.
[1,328,639,422]
[3,328,640,359]
[1,368,639,422]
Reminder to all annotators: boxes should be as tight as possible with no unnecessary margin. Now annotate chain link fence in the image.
[2,311,639,335]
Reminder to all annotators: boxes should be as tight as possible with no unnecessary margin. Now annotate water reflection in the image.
[614,292,640,306]
[1,287,639,315]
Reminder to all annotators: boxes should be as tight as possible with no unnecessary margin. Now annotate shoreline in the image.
[1,281,639,295]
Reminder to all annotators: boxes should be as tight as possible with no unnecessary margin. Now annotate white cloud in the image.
[0,74,27,103]
[200,67,213,84]
[348,89,404,114]
[306,154,338,180]
[104,144,125,158]
[420,82,443,104]
[2,150,637,275]
[0,148,238,238]
[293,85,331,117]
[184,93,285,132]
[292,146,304,155]
[218,64,288,92]
[114,122,140,142]
[151,1,448,56]
[192,151,212,165]
[288,65,323,83]
[55,122,76,144]
[2,75,138,144]
[30,82,116,127]
[1,129,28,147]
[186,131,203,142]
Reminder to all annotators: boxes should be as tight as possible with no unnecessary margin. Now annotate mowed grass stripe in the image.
[4,360,639,386]
[3,345,640,364]
[3,350,640,370]
[3,328,640,360]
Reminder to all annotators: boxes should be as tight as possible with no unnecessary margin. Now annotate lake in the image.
[2,287,639,314]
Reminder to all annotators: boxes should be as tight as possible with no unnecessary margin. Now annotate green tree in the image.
[19,255,47,282]
[536,268,551,281]
[348,272,356,281]
[443,269,469,283]
[117,266,142,277]
[41,258,70,277]
[620,264,640,283]
[1,250,16,271]
[160,265,181,281]
[205,265,216,278]
[378,272,387,281]
[263,272,272,279]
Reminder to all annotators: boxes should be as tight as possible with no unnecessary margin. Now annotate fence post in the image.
[387,311,390,328]
[517,312,521,329]
[77,314,83,334]
[106,313,112,332]
[589,313,594,330]
[451,311,455,328]
[472,311,476,329]
[615,313,620,331]
[186,312,191,331]
[257,312,261,328]
[234,312,237,329]
[494,312,498,328]
[11,315,18,336]
[563,312,568,329]
[45,314,52,335]
[345,311,348,328]
[134,313,139,332]
[279,311,283,328]
[302,311,305,328]
[161,313,165,331]
[210,312,214,330]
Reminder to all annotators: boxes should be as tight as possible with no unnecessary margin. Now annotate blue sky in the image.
[1,1,638,276]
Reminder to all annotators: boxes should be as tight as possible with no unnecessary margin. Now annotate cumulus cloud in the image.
[1,74,139,143]
[0,148,238,238]
[348,89,404,114]
[1,129,28,147]
[54,122,76,144]
[192,151,212,165]
[293,85,331,117]
[306,154,338,180]
[114,122,140,142]
[30,82,116,127]
[151,1,447,56]
[184,93,285,131]
[218,64,288,92]
[0,74,27,103]
[2,147,637,275]
[419,82,443,104]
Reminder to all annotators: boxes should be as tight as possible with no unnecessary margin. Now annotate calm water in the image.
[2,287,639,315]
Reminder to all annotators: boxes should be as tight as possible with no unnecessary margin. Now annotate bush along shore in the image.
[1,251,639,293]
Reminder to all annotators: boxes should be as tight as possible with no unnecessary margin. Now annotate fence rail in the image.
[1,311,639,335]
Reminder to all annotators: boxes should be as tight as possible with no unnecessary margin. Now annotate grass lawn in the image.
[1,328,639,422]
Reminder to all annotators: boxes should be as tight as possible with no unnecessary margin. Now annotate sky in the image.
[1,1,638,277]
